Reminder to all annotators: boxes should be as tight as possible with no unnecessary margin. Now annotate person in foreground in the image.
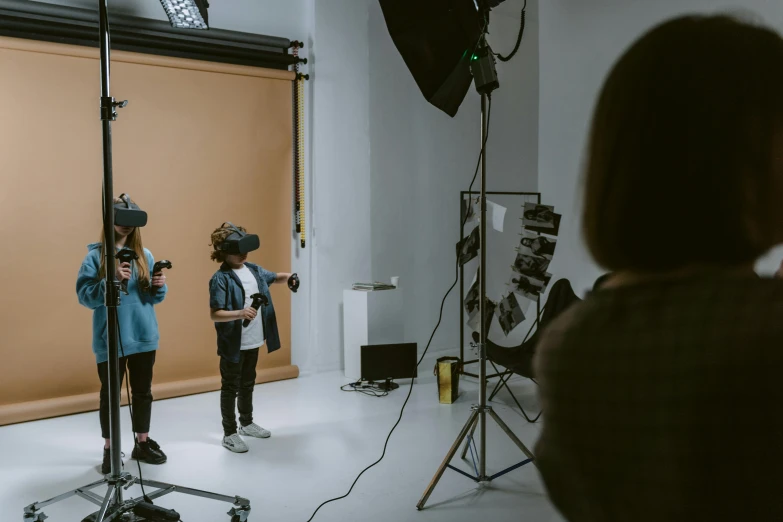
[533,15,783,522]
[208,223,293,453]
[76,196,169,474]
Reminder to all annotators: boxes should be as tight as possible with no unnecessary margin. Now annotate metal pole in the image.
[99,0,122,491]
[478,92,489,480]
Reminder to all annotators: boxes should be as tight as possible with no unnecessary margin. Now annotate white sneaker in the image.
[238,423,271,439]
[222,433,249,453]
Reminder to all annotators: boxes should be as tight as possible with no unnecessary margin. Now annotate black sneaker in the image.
[101,448,125,475]
[131,438,167,465]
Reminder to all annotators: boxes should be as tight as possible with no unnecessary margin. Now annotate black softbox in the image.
[379,0,483,117]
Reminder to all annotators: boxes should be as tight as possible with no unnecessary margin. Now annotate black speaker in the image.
[379,0,483,117]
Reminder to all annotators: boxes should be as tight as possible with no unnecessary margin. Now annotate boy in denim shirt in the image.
[208,223,295,453]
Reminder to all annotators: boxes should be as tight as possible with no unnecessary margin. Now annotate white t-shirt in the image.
[233,265,265,350]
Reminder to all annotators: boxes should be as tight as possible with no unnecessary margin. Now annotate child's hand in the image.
[116,262,131,282]
[238,308,258,321]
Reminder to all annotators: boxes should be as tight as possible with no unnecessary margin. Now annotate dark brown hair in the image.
[583,14,783,272]
[210,223,247,263]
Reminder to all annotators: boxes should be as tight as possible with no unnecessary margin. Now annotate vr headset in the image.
[216,222,260,255]
[114,194,148,228]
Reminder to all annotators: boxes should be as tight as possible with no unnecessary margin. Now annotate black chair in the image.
[485,278,581,422]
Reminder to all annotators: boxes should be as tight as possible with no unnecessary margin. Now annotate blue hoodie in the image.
[76,243,167,363]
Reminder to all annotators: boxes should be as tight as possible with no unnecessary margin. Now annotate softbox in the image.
[379,0,483,117]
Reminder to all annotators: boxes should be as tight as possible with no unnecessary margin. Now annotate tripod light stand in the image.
[23,2,251,521]
[416,30,537,513]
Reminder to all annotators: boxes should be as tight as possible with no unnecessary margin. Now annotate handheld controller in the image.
[115,249,139,295]
[288,273,300,293]
[151,260,172,296]
[244,293,269,327]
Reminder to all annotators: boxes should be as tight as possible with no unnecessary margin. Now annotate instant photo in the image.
[526,212,562,236]
[456,226,480,266]
[467,297,496,333]
[512,252,551,278]
[518,230,557,260]
[496,292,526,337]
[461,195,479,225]
[523,203,555,229]
[464,276,480,316]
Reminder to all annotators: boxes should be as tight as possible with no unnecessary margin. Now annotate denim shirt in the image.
[209,262,281,363]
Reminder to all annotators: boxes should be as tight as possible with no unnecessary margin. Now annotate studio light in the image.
[379,0,507,117]
[158,0,209,30]
[380,0,536,512]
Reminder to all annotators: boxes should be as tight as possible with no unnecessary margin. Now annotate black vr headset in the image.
[114,194,148,228]
[216,222,260,255]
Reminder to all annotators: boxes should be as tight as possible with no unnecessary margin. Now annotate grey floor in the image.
[0,366,564,522]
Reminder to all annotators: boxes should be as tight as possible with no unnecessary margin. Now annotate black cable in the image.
[305,96,493,522]
[495,1,526,63]
[340,381,389,398]
[116,310,153,503]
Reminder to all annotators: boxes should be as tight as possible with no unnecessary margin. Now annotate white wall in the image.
[368,0,540,355]
[538,0,783,293]
[307,0,372,372]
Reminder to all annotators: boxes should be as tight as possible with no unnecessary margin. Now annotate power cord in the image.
[494,0,526,62]
[340,381,390,398]
[116,317,153,504]
[305,95,492,522]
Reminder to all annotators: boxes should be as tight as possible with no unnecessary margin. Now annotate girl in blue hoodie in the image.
[76,197,168,474]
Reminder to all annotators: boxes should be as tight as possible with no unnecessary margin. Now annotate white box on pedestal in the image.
[343,289,404,381]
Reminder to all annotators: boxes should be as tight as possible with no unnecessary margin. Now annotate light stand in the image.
[22,1,252,521]
[416,35,536,511]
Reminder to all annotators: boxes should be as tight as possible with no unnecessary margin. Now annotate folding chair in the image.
[485,279,581,422]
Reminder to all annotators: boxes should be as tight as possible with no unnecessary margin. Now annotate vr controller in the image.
[288,273,300,293]
[152,260,173,296]
[115,249,139,295]
[244,293,269,327]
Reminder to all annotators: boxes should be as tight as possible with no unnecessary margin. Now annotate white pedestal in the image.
[343,289,404,381]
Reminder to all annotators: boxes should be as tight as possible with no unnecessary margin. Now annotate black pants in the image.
[97,350,156,439]
[220,349,259,436]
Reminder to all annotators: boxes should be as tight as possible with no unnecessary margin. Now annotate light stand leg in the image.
[460,414,479,460]
[95,486,116,522]
[416,409,480,511]
[488,409,536,465]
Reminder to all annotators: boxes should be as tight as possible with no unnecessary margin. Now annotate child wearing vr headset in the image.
[76,195,169,474]
[208,223,299,453]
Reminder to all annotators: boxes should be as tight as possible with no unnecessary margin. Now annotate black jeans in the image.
[220,349,259,436]
[97,350,156,439]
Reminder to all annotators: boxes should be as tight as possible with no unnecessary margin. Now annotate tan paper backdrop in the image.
[0,37,298,426]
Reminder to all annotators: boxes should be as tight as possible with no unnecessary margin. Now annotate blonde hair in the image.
[98,197,151,293]
[210,223,247,263]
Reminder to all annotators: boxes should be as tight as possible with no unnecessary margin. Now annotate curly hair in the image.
[210,223,247,262]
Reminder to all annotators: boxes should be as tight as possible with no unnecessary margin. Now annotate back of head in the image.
[583,14,783,272]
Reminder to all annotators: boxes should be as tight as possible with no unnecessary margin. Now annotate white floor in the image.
[0,367,564,522]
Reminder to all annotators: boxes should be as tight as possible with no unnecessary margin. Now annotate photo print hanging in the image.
[464,272,480,317]
[522,202,562,236]
[467,297,496,333]
[496,292,526,336]
[518,230,557,259]
[512,252,551,278]
[456,226,480,266]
